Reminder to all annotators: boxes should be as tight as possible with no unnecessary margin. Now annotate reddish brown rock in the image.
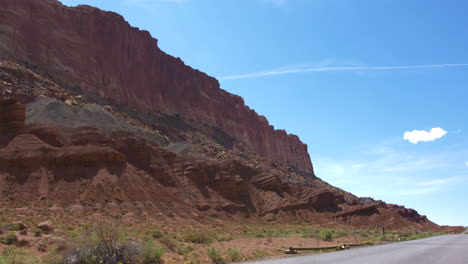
[0,98,26,146]
[0,134,127,168]
[335,204,379,218]
[0,0,313,174]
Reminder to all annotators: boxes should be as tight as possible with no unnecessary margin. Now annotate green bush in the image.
[300,231,312,238]
[376,234,386,241]
[0,255,8,264]
[207,247,224,264]
[0,233,18,245]
[184,232,213,244]
[148,229,164,239]
[33,227,43,237]
[62,225,141,264]
[176,244,193,257]
[321,229,333,241]
[42,251,63,264]
[159,236,176,251]
[3,224,21,231]
[142,241,164,264]
[227,247,241,262]
[5,232,18,245]
[334,230,349,238]
[1,248,41,264]
[255,233,266,238]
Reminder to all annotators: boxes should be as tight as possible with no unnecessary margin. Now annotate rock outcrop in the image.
[0,0,313,174]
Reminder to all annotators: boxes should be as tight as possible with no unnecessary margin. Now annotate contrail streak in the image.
[218,63,468,80]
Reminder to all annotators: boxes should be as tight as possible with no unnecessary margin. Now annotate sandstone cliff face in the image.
[0,0,314,174]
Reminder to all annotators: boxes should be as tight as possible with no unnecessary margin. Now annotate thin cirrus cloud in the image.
[125,0,286,5]
[124,0,186,5]
[219,64,468,80]
[314,144,467,198]
[403,127,447,144]
[261,0,288,6]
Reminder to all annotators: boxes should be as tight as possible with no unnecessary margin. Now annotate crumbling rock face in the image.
[252,173,286,192]
[0,0,314,174]
[389,205,427,222]
[0,134,127,168]
[335,204,379,218]
[0,96,449,229]
[0,98,26,146]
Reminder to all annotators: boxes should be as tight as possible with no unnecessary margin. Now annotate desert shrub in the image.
[142,241,164,264]
[16,239,29,247]
[321,229,333,241]
[184,232,213,244]
[147,230,164,239]
[4,232,18,245]
[255,233,265,238]
[43,251,64,264]
[159,236,176,251]
[227,247,241,262]
[1,248,41,264]
[357,230,369,238]
[176,244,193,257]
[3,223,21,231]
[69,230,80,241]
[38,242,48,252]
[335,230,349,238]
[300,231,312,238]
[376,234,386,241]
[33,227,43,237]
[254,248,268,258]
[207,247,224,264]
[62,225,141,264]
[186,253,201,264]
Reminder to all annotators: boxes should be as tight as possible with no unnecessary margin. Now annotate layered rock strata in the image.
[0,0,313,174]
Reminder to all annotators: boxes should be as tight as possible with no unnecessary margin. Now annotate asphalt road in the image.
[247,235,468,264]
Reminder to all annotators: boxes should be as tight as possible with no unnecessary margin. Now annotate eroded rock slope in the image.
[0,60,447,231]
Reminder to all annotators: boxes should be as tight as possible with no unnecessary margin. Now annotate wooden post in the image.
[382,227,386,241]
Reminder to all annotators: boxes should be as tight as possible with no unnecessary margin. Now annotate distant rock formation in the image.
[0,0,313,174]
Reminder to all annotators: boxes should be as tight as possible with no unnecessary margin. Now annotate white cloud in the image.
[403,127,447,144]
[219,64,468,80]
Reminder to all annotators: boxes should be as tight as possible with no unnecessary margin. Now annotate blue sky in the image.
[61,0,468,226]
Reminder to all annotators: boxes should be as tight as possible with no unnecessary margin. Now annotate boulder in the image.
[37,220,53,233]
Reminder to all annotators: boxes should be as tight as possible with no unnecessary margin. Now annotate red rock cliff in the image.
[0,0,314,173]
